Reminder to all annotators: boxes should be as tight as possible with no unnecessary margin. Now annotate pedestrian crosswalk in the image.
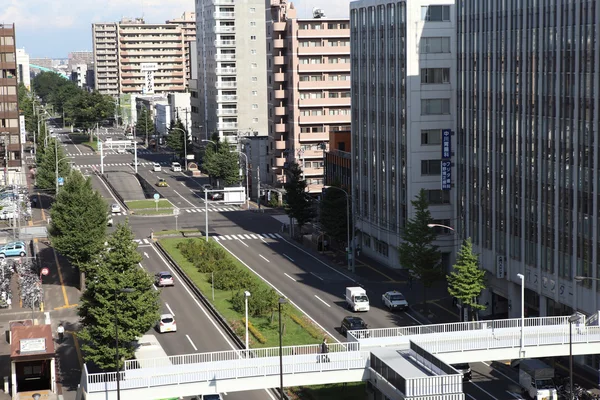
[74,161,154,168]
[67,150,153,157]
[112,212,127,216]
[214,233,283,241]
[133,238,152,245]
[184,207,240,213]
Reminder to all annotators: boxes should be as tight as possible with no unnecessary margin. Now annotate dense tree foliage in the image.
[135,107,155,140]
[78,224,160,370]
[202,134,239,186]
[48,170,107,287]
[447,238,486,321]
[35,138,70,191]
[319,184,349,245]
[284,162,316,232]
[398,189,443,313]
[165,118,189,159]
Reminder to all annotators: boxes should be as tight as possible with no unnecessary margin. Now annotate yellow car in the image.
[157,178,168,187]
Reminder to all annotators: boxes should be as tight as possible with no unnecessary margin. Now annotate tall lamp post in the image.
[278,297,287,400]
[244,291,251,350]
[114,287,134,400]
[516,273,525,355]
[325,186,351,272]
[235,151,250,210]
[568,313,581,400]
[170,127,189,171]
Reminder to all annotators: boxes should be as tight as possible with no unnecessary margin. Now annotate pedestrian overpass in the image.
[76,315,600,400]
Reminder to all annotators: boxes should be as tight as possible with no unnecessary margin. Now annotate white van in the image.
[171,162,182,172]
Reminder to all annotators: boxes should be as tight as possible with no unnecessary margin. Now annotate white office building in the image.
[194,0,269,145]
[350,0,456,269]
[15,48,30,90]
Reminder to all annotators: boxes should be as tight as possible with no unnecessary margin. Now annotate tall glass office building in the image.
[457,0,599,352]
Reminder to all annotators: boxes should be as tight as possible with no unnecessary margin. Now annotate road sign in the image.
[173,208,180,216]
[153,193,160,201]
[57,177,64,186]
[41,267,49,276]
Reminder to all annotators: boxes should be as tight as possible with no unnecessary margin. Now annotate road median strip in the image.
[125,199,174,216]
[158,237,331,348]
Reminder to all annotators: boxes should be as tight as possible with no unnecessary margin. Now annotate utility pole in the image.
[257,164,260,206]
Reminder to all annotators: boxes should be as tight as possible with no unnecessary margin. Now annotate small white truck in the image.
[518,359,558,400]
[346,287,370,312]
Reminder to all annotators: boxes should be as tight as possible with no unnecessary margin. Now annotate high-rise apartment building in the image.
[457,0,600,320]
[266,1,351,194]
[67,51,93,71]
[0,24,22,173]
[350,0,456,267]
[166,12,197,86]
[195,0,269,144]
[15,48,30,90]
[92,17,187,95]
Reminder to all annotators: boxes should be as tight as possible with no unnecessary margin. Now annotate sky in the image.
[2,0,352,58]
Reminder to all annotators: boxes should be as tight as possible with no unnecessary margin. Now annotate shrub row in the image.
[242,318,267,344]
[287,312,328,341]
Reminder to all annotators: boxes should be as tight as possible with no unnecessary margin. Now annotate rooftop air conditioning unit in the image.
[312,8,326,19]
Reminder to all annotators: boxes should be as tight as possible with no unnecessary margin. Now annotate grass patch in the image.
[288,382,366,400]
[133,209,173,216]
[126,199,173,210]
[154,229,202,237]
[82,140,98,151]
[160,238,327,348]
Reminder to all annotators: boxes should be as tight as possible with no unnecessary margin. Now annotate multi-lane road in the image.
[57,129,528,399]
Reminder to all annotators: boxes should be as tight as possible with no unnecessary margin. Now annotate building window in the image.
[374,240,389,257]
[421,160,442,175]
[426,190,451,204]
[252,77,258,82]
[250,35,256,41]
[252,104,258,109]
[421,99,450,115]
[250,7,256,13]
[250,21,256,27]
[253,118,258,123]
[421,129,442,145]
[421,68,450,84]
[252,90,258,96]
[251,63,257,68]
[421,5,451,22]
[251,49,257,55]
[420,37,451,53]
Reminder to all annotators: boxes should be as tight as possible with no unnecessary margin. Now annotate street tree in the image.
[202,136,239,186]
[284,162,316,233]
[398,189,443,313]
[319,183,348,245]
[135,107,155,143]
[447,238,486,321]
[165,118,188,158]
[35,138,70,191]
[48,170,107,288]
[78,223,160,370]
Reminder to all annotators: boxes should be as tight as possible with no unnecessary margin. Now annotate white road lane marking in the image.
[310,272,323,281]
[471,382,500,400]
[165,303,175,316]
[236,237,249,247]
[481,361,520,385]
[314,295,331,308]
[284,273,297,282]
[260,237,268,245]
[259,254,270,263]
[173,190,196,207]
[186,334,198,351]
[283,254,294,262]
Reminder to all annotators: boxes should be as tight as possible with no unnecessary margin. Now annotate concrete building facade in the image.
[166,12,197,86]
[0,23,22,174]
[70,64,88,90]
[194,0,269,145]
[350,0,456,268]
[92,17,188,96]
[266,1,351,195]
[15,49,30,90]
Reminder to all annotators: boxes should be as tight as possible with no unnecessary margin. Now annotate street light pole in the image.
[568,313,581,400]
[236,151,249,209]
[244,291,251,350]
[516,273,525,355]
[278,297,287,400]
[114,288,134,400]
[170,127,188,171]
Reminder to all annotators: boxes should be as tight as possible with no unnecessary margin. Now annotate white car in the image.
[111,203,121,213]
[153,163,162,172]
[158,314,177,333]
[382,290,409,311]
[171,162,182,172]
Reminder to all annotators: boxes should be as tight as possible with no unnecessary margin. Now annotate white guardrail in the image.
[83,343,367,393]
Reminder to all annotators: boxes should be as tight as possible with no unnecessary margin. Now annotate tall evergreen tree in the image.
[135,107,155,143]
[447,238,486,321]
[319,184,348,245]
[284,162,316,232]
[78,223,160,370]
[398,189,443,313]
[35,138,70,191]
[48,170,107,288]
[165,118,189,158]
[202,137,239,186]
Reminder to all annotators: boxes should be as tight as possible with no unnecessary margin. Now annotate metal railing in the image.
[84,344,367,393]
[347,315,575,344]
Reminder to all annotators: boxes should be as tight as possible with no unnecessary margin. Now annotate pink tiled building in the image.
[267,1,351,194]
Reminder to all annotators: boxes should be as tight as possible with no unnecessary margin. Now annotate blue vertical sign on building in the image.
[441,129,452,190]
[442,129,451,159]
[441,161,451,190]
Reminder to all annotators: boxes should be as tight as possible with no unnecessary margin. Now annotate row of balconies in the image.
[296,46,350,56]
[121,57,185,63]
[297,97,351,107]
[121,50,184,56]
[122,78,184,84]
[215,54,236,61]
[217,122,238,130]
[216,67,236,75]
[217,108,237,116]
[214,12,235,19]
[297,28,350,39]
[215,40,236,47]
[216,81,237,89]
[0,77,17,86]
[217,95,237,102]
[297,63,351,73]
[215,26,235,34]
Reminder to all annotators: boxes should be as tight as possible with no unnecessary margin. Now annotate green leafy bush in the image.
[211,267,253,291]
[231,285,280,317]
[177,239,232,273]
[242,318,267,344]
